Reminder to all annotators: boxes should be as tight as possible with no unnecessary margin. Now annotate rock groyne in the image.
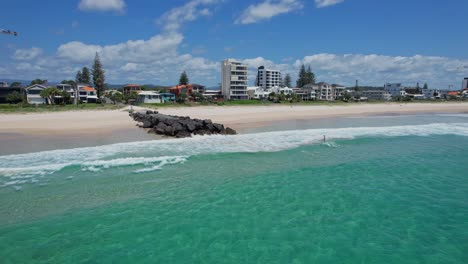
[130,110,237,138]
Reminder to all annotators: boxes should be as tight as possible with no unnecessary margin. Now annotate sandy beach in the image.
[1,102,468,134]
[0,102,467,154]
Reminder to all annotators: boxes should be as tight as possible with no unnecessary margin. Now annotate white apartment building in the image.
[462,78,468,90]
[384,83,405,97]
[221,59,248,100]
[256,66,281,90]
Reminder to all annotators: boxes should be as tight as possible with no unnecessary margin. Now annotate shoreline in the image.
[0,102,467,154]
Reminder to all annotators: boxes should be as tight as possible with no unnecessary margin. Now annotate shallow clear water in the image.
[1,114,468,263]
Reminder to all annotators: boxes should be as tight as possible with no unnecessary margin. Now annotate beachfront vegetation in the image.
[6,91,23,104]
[40,87,62,105]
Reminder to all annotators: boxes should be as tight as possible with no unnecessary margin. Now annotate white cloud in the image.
[13,47,43,61]
[315,0,344,8]
[294,53,468,88]
[157,0,222,32]
[235,0,303,25]
[78,0,126,12]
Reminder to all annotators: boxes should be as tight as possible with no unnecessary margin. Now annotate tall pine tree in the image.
[179,71,189,85]
[75,70,83,83]
[92,52,105,98]
[81,67,91,84]
[296,64,307,88]
[306,66,316,85]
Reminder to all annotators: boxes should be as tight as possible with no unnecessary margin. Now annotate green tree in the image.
[109,92,124,104]
[296,64,306,88]
[30,79,47,85]
[75,70,83,83]
[306,66,315,85]
[179,71,189,85]
[284,74,292,88]
[81,67,91,84]
[61,80,76,87]
[6,91,23,104]
[191,92,205,102]
[423,83,428,89]
[176,93,188,103]
[61,91,72,105]
[10,82,21,87]
[92,52,106,98]
[40,87,62,105]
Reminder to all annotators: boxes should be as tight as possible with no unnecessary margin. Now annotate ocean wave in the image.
[1,122,468,186]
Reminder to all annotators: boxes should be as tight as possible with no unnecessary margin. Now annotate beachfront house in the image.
[24,84,47,104]
[169,84,193,96]
[137,91,162,104]
[123,84,142,96]
[160,93,176,103]
[78,85,98,103]
[422,89,441,99]
[247,86,270,100]
[55,83,76,104]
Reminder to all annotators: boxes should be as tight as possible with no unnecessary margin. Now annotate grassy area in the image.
[0,103,123,113]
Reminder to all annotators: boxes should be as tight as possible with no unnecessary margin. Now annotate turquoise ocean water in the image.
[1,113,468,263]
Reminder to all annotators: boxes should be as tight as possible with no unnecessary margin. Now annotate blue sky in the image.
[1,0,467,88]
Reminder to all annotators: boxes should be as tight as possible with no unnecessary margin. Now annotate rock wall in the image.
[130,110,237,138]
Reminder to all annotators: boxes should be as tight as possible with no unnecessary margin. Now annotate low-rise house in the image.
[0,81,8,87]
[292,88,310,101]
[247,86,270,100]
[203,89,222,99]
[24,84,47,104]
[361,90,392,101]
[169,84,193,96]
[55,84,76,103]
[191,84,205,94]
[78,86,98,103]
[271,86,293,95]
[422,89,441,99]
[137,91,161,104]
[123,84,142,96]
[160,93,176,103]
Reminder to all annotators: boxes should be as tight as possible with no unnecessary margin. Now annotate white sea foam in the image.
[1,122,467,186]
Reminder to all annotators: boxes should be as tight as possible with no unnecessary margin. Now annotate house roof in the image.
[124,84,140,88]
[447,91,459,95]
[170,84,193,90]
[25,84,47,90]
[80,86,96,91]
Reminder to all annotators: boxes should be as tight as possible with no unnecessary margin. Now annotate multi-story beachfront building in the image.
[384,83,405,97]
[256,66,281,90]
[221,59,248,100]
[462,78,468,90]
